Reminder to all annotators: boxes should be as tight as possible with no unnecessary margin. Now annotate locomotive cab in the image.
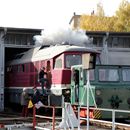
[71,53,97,106]
[71,65,95,106]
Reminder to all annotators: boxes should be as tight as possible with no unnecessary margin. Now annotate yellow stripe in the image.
[94,110,101,119]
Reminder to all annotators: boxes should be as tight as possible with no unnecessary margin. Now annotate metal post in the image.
[52,106,55,130]
[86,70,90,130]
[112,109,115,130]
[78,106,80,130]
[60,97,66,130]
[33,105,36,130]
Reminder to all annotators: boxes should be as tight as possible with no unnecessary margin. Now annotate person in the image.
[73,69,79,103]
[21,88,29,117]
[38,67,48,95]
[32,86,41,104]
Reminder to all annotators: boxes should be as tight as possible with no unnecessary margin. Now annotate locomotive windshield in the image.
[65,54,82,68]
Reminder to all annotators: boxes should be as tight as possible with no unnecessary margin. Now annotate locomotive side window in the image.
[54,58,62,68]
[122,68,130,81]
[99,69,119,81]
[83,69,95,84]
[65,54,81,68]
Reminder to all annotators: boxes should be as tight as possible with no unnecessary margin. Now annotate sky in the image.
[0,0,127,30]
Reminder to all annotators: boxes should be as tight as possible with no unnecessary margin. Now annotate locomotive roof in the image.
[7,45,99,65]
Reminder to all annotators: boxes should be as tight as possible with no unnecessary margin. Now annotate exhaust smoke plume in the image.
[34,27,93,47]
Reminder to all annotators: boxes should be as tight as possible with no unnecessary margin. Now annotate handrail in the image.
[33,105,56,130]
[78,106,130,130]
[33,104,63,130]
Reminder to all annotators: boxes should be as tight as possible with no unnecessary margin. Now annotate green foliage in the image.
[80,15,116,32]
[80,0,130,32]
[114,0,130,32]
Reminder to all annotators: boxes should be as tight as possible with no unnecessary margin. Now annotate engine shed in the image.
[86,31,130,65]
[0,27,42,111]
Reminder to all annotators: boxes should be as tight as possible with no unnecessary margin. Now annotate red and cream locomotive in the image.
[5,44,98,106]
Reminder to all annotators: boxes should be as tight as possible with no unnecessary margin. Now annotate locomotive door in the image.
[71,65,83,104]
[71,65,95,106]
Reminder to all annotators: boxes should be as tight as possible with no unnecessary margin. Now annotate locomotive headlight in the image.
[65,90,70,94]
[96,90,101,96]
[63,89,70,95]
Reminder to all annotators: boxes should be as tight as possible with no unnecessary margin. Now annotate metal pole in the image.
[33,105,36,130]
[78,106,80,130]
[86,70,90,130]
[112,109,115,130]
[52,106,55,130]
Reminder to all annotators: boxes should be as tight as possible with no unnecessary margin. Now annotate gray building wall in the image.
[0,32,5,111]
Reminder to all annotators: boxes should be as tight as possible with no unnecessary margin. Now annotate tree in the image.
[80,15,116,31]
[80,0,130,32]
[80,2,115,31]
[114,0,130,32]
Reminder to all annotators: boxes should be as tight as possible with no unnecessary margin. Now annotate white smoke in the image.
[33,27,93,47]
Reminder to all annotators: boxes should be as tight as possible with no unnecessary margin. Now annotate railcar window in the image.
[122,69,130,81]
[65,55,81,68]
[18,65,21,72]
[54,59,62,68]
[99,69,119,81]
[25,64,28,72]
[21,64,24,72]
[12,66,18,72]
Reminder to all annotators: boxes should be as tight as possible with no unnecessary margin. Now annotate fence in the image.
[33,103,62,130]
[78,106,130,130]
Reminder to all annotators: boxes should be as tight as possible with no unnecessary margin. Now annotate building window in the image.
[93,37,103,47]
[15,35,21,45]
